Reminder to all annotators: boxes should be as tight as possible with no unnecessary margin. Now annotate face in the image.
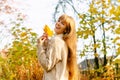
[54,19,66,34]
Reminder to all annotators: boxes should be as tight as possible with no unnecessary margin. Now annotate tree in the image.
[0,0,44,79]
[0,13,43,80]
[77,0,120,79]
[0,0,27,49]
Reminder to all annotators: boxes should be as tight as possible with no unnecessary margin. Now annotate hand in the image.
[37,33,48,45]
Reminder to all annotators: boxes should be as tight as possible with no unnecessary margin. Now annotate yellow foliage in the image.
[96,1,101,4]
[101,18,105,23]
[20,32,27,37]
[80,52,85,57]
[115,27,120,34]
[43,25,53,37]
[78,14,84,19]
[109,5,115,16]
[112,36,120,43]
[108,0,110,2]
[93,44,100,48]
[94,53,98,57]
[117,47,120,54]
[118,47,120,51]
[98,17,105,23]
[117,43,120,46]
[114,6,120,17]
[84,34,88,39]
[88,4,98,14]
[101,10,105,14]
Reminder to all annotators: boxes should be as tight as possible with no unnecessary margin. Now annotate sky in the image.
[18,0,58,35]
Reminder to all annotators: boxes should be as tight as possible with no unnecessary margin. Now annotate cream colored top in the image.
[37,34,69,80]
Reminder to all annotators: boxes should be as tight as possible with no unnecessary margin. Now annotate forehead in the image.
[58,15,67,23]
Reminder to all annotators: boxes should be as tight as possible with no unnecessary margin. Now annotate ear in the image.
[63,30,67,34]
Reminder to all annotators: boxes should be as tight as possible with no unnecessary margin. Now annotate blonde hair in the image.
[58,14,79,80]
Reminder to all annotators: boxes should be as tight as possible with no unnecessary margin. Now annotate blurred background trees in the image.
[0,0,120,80]
[0,0,43,80]
[54,0,120,79]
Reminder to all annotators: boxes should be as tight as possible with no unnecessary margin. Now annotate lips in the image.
[55,26,60,29]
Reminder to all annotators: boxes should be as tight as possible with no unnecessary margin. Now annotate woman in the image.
[37,14,79,80]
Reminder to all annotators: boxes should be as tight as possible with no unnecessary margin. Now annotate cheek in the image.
[54,28,63,34]
[61,26,66,32]
[54,28,59,34]
[61,28,65,33]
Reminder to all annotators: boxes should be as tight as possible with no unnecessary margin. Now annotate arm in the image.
[37,38,62,72]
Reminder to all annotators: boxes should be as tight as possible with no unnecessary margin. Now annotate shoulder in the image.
[55,36,65,44]
[50,36,66,47]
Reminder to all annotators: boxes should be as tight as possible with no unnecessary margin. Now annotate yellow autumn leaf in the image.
[88,3,98,14]
[117,47,120,55]
[88,7,98,14]
[20,32,27,37]
[83,34,88,39]
[109,5,115,16]
[114,6,120,17]
[115,27,120,34]
[112,36,120,43]
[93,44,100,48]
[98,17,105,23]
[96,1,101,4]
[101,10,105,14]
[80,52,85,57]
[117,43,120,46]
[43,24,53,37]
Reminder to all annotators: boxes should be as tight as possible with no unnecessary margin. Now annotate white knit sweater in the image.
[37,34,69,80]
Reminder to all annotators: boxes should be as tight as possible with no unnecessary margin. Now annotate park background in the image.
[0,0,120,80]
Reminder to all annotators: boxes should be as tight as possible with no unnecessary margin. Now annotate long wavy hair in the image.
[58,14,79,80]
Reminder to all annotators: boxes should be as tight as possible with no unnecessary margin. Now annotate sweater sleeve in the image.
[37,38,62,72]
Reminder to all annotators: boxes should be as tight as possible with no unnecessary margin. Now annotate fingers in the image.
[37,37,47,45]
[37,33,48,45]
[42,33,48,39]
[40,37,46,42]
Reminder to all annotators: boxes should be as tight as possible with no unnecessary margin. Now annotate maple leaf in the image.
[43,24,53,37]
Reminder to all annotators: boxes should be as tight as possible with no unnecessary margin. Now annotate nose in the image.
[56,22,60,26]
